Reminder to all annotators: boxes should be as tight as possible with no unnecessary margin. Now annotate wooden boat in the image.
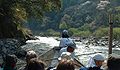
[39,46,61,67]
[39,46,83,69]
[16,47,61,69]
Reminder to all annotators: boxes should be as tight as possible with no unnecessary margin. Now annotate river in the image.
[21,36,120,66]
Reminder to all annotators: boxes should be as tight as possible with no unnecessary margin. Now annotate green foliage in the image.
[74,30,92,37]
[18,27,32,39]
[93,27,120,39]
[45,29,60,36]
[114,6,120,26]
[86,27,120,40]
[59,21,68,30]
[0,0,61,38]
[79,24,91,31]
[113,28,120,39]
[68,28,92,37]
[23,0,120,37]
[94,28,108,38]
[1,0,120,39]
[68,28,78,36]
[68,28,78,33]
[12,4,27,25]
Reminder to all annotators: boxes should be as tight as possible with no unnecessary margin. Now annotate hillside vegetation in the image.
[0,0,60,39]
[26,0,120,39]
[0,0,120,39]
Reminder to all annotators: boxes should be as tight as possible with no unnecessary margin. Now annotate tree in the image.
[59,21,68,30]
[114,6,120,27]
[68,28,78,36]
[94,28,108,38]
[113,28,120,39]
[0,0,61,39]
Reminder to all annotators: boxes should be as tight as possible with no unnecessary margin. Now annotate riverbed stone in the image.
[0,39,27,59]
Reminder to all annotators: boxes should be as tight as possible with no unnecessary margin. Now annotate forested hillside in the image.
[0,0,60,39]
[26,0,120,38]
[0,0,120,39]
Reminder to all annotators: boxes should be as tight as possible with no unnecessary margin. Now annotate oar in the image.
[74,57,86,67]
[76,52,102,56]
[43,57,86,68]
[42,52,103,61]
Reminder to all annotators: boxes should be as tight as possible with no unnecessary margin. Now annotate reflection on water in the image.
[22,36,120,66]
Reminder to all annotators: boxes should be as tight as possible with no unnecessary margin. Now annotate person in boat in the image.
[26,50,38,64]
[59,30,75,48]
[47,52,74,70]
[107,54,120,70]
[80,54,105,70]
[18,50,38,70]
[26,58,45,70]
[58,52,73,61]
[59,41,76,59]
[2,54,17,70]
[56,58,75,70]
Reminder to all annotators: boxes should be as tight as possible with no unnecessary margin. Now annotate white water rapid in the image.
[22,36,120,65]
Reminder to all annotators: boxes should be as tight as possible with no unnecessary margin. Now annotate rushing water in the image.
[21,36,120,66]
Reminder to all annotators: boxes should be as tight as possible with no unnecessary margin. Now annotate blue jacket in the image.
[80,67,88,70]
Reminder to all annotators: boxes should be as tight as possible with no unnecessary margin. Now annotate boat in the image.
[39,46,83,69]
[39,46,61,67]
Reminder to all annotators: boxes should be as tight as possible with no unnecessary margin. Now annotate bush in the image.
[59,22,68,30]
[45,29,60,36]
[68,28,78,36]
[75,30,92,37]
[94,27,108,38]
[113,28,120,39]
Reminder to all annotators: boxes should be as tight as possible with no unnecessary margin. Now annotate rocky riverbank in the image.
[70,37,120,48]
[0,39,27,64]
[0,37,50,69]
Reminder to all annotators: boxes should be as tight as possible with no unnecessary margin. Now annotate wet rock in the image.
[0,39,27,58]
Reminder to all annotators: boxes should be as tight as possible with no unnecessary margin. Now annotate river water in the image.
[21,36,120,66]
